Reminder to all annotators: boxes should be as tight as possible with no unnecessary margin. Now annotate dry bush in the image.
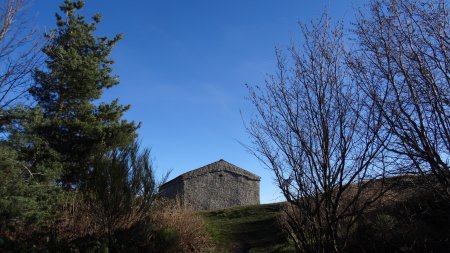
[52,194,158,251]
[152,199,214,253]
[54,194,104,241]
[56,194,154,235]
[2,194,214,252]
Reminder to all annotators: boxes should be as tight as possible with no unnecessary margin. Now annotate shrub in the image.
[348,184,450,253]
[152,199,214,253]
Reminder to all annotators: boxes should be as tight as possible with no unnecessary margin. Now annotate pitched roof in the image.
[160,159,260,188]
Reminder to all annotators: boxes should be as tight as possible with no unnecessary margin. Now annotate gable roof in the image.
[160,159,260,189]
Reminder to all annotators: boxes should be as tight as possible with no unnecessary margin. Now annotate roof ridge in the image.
[160,159,260,188]
[182,159,260,180]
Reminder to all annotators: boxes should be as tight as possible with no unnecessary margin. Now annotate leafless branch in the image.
[350,0,450,200]
[0,0,41,111]
[247,14,389,253]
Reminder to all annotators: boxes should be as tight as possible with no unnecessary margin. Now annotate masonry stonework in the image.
[159,159,260,210]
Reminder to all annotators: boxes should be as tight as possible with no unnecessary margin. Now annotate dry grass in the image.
[54,194,104,240]
[42,196,215,252]
[152,199,215,253]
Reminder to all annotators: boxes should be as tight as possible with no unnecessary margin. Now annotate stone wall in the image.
[159,177,184,201]
[183,169,260,210]
[159,159,260,210]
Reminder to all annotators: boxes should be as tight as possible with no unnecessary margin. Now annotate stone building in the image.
[159,159,260,210]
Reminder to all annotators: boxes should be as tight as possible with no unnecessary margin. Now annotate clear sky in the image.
[28,0,363,204]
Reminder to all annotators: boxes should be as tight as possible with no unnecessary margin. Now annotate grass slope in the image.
[202,203,293,253]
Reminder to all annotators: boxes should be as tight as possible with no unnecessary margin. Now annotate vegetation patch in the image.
[202,203,294,253]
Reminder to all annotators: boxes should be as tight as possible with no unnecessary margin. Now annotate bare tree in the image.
[350,0,450,199]
[0,0,39,110]
[247,16,388,253]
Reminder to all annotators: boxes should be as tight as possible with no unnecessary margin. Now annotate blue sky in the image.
[29,0,363,204]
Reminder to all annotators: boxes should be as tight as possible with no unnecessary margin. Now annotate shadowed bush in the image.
[348,182,450,253]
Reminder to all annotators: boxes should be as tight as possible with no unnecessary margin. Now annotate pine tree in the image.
[29,0,138,188]
[0,107,64,235]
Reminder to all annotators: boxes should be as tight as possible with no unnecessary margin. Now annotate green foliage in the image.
[3,106,63,183]
[0,140,160,252]
[0,139,65,239]
[1,108,60,225]
[29,0,139,187]
[2,139,160,251]
[1,1,142,251]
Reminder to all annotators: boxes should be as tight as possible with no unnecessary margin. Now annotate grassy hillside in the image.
[202,203,294,253]
[201,180,450,253]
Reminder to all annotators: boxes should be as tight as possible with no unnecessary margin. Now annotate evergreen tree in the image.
[0,107,64,237]
[29,0,138,187]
